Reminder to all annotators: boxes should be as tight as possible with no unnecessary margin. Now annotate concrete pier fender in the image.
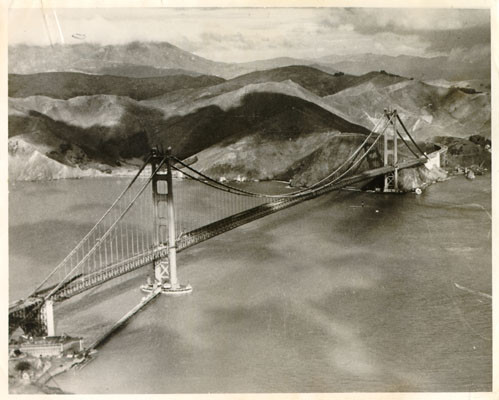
[159,283,193,295]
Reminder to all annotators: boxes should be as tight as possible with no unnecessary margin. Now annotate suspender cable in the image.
[41,157,168,303]
[28,155,153,298]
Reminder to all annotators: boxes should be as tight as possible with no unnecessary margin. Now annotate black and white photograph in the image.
[5,2,494,395]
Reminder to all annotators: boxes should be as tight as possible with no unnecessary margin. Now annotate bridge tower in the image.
[383,109,399,193]
[149,147,192,295]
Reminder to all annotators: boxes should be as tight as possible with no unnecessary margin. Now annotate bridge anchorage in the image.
[10,109,430,341]
[140,146,192,295]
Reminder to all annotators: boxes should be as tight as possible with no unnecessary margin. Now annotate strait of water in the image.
[9,175,491,393]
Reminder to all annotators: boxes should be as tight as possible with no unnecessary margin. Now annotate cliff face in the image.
[398,164,448,192]
[9,138,106,181]
[324,81,491,140]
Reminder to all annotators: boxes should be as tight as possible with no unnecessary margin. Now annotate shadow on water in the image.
[9,181,68,195]
[9,220,96,258]
[65,201,112,214]
[326,191,410,240]
[9,219,97,299]
[57,271,147,316]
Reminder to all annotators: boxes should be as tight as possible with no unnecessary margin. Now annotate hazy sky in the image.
[8,7,490,62]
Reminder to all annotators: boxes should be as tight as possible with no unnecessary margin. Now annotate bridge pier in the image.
[9,298,55,338]
[42,300,56,337]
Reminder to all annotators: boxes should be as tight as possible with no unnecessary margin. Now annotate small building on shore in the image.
[9,336,84,358]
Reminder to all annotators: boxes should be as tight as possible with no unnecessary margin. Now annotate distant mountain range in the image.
[316,53,490,82]
[8,41,491,182]
[9,41,490,81]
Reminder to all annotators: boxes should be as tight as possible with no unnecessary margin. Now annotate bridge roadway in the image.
[10,158,425,313]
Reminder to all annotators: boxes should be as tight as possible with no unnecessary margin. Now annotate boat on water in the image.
[140,282,193,295]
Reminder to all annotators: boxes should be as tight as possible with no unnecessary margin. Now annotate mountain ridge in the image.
[9,72,225,100]
[9,41,490,81]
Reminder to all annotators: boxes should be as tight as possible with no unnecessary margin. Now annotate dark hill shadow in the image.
[8,72,224,100]
[152,91,370,159]
[9,91,371,168]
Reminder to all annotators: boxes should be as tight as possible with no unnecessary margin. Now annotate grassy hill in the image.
[9,72,225,100]
[10,95,134,128]
[140,68,407,121]
[8,100,159,164]
[149,91,369,159]
[74,62,203,78]
[227,67,406,97]
[8,89,368,166]
[324,80,491,140]
[320,53,491,82]
[193,132,379,184]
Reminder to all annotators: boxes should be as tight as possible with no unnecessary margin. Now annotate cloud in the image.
[327,8,489,34]
[8,7,491,63]
[421,25,490,52]
[448,43,491,63]
[321,8,490,55]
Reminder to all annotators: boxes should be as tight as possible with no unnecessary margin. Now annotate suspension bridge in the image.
[9,109,433,339]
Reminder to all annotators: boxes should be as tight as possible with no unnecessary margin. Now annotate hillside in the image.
[9,98,159,164]
[227,57,339,78]
[8,42,230,77]
[423,78,491,93]
[9,138,107,181]
[9,72,225,101]
[141,68,407,117]
[148,91,370,159]
[9,43,490,82]
[70,61,203,78]
[321,53,490,81]
[324,80,491,140]
[7,52,490,184]
[192,133,375,183]
[8,88,369,170]
[142,80,353,123]
[9,95,135,128]
[225,67,406,97]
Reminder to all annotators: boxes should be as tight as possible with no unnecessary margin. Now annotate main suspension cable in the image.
[27,154,153,300]
[172,116,390,199]
[312,116,392,192]
[386,116,421,159]
[396,114,429,159]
